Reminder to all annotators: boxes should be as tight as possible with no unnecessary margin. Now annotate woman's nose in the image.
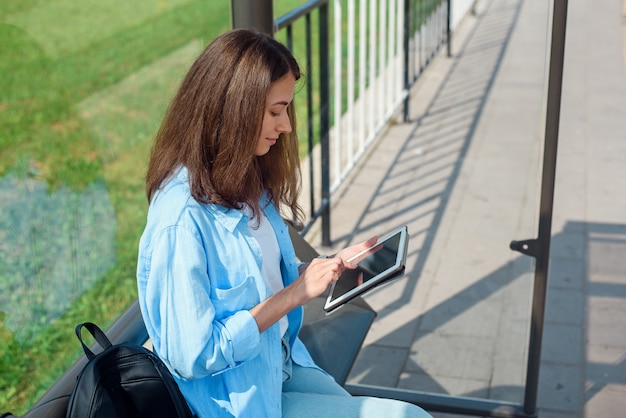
[277,112,292,134]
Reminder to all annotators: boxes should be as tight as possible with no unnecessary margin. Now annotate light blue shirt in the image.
[136,167,319,417]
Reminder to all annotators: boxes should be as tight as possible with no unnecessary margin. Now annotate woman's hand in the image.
[335,236,379,264]
[252,237,380,332]
[290,256,350,306]
[290,236,379,306]
[251,256,351,333]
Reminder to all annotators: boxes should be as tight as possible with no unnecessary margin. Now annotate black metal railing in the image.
[274,0,569,417]
[275,0,332,245]
[274,0,450,246]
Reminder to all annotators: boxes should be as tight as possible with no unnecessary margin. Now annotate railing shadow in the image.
[329,0,525,309]
[313,0,626,413]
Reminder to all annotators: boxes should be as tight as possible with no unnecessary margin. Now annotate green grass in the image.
[0,1,315,414]
[1,1,214,413]
[0,0,439,413]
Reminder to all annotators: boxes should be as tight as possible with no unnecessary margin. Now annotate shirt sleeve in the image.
[141,224,261,380]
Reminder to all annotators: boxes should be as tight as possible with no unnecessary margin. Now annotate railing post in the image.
[402,0,411,122]
[446,0,452,57]
[230,0,274,34]
[520,0,568,414]
[319,2,332,246]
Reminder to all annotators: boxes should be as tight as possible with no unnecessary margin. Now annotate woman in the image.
[137,29,431,418]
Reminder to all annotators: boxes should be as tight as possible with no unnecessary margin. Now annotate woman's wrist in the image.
[297,262,309,275]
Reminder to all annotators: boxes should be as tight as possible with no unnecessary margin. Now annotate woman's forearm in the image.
[249,285,299,333]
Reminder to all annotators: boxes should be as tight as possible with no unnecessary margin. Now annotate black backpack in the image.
[66,322,196,418]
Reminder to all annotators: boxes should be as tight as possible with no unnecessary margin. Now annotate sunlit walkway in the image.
[307,0,626,416]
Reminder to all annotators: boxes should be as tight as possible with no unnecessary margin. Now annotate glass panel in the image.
[0,0,228,413]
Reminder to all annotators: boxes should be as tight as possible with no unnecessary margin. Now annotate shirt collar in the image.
[205,204,245,233]
[176,166,273,233]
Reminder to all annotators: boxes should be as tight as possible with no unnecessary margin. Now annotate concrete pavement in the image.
[305,0,626,416]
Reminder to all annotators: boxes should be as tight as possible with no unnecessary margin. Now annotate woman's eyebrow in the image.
[270,100,291,106]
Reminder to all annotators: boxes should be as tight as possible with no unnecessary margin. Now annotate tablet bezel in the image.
[323,225,409,313]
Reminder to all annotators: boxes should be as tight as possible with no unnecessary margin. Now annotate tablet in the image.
[323,225,409,313]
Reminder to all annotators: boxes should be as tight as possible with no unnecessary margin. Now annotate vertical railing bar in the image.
[369,0,377,136]
[284,22,293,219]
[435,0,439,54]
[408,0,413,83]
[432,0,436,57]
[426,0,438,65]
[419,0,424,72]
[436,0,440,52]
[397,0,405,101]
[333,0,342,190]
[440,0,444,53]
[379,0,387,124]
[446,0,452,58]
[403,0,411,121]
[396,0,401,100]
[287,24,293,51]
[522,0,568,414]
[387,0,396,112]
[432,2,437,60]
[305,14,315,218]
[358,0,367,152]
[434,0,438,54]
[318,2,331,246]
[438,1,442,55]
[425,1,429,65]
[347,0,356,167]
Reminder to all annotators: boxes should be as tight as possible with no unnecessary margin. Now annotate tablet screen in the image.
[324,226,408,312]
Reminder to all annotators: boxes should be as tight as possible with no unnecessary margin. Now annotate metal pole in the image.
[402,0,411,122]
[319,2,332,246]
[521,0,568,414]
[230,0,274,34]
[446,0,452,57]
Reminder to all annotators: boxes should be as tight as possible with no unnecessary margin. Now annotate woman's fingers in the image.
[336,236,379,264]
[293,253,364,305]
[311,256,345,282]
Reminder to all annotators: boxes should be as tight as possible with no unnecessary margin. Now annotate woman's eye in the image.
[270,111,280,117]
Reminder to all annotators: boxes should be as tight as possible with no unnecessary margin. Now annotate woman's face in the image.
[255,73,296,156]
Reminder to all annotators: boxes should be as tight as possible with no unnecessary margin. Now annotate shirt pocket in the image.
[212,275,261,318]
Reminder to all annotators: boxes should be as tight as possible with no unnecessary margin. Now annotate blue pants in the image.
[282,364,432,418]
[281,337,431,418]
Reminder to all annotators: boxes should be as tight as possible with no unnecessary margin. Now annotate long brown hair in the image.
[145,29,303,222]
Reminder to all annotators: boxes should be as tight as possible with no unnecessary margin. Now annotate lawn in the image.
[0,0,304,414]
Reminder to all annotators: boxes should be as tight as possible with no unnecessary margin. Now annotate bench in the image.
[5,225,375,418]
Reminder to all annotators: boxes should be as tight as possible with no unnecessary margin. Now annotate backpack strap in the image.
[75,322,113,360]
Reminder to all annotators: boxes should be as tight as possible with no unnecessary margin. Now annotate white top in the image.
[244,205,288,336]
